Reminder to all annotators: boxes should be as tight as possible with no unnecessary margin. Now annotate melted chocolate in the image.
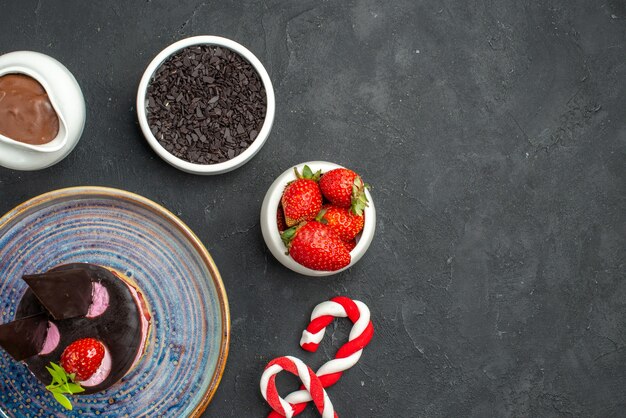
[23,269,93,320]
[16,264,143,394]
[0,73,59,145]
[0,313,48,361]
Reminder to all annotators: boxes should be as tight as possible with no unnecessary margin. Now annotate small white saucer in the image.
[0,51,86,171]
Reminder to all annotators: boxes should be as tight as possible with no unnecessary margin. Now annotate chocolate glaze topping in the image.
[0,73,59,145]
[16,263,144,394]
[0,313,48,361]
[23,269,93,320]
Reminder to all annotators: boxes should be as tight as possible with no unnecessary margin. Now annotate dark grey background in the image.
[1,0,625,416]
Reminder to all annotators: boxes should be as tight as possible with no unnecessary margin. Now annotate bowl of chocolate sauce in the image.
[0,73,64,152]
[0,51,85,171]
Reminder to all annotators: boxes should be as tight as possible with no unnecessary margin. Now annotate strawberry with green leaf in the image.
[46,338,105,410]
[60,337,105,381]
[281,221,351,271]
[318,205,365,242]
[319,168,370,215]
[281,165,323,227]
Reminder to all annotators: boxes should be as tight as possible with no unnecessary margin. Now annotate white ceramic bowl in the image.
[0,51,86,171]
[136,36,275,175]
[261,161,376,277]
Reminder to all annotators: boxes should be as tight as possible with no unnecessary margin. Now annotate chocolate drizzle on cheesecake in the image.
[6,263,145,394]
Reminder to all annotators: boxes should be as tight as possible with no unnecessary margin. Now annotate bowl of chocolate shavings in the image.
[137,36,275,175]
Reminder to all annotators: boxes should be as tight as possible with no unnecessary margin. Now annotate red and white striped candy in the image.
[268,296,374,418]
[260,356,338,418]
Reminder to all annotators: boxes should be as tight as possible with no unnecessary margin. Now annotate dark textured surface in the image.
[1,1,625,416]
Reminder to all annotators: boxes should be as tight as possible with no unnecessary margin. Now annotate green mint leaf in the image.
[66,383,85,394]
[51,362,65,375]
[47,385,61,393]
[55,371,66,384]
[47,365,64,386]
[53,372,66,385]
[50,362,69,384]
[44,361,83,411]
[45,367,59,385]
[52,392,73,411]
[45,361,82,410]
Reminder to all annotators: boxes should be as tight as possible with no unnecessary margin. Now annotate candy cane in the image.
[260,356,338,418]
[268,296,374,418]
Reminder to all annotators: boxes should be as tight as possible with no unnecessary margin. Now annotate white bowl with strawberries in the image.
[260,161,375,276]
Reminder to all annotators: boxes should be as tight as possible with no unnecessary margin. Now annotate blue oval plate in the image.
[0,187,230,417]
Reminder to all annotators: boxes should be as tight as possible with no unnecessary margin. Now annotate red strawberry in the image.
[319,168,369,215]
[319,205,364,241]
[343,239,357,252]
[276,205,287,232]
[281,165,322,227]
[60,338,105,381]
[282,221,351,271]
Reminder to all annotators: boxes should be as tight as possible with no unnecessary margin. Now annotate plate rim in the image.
[0,186,231,417]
